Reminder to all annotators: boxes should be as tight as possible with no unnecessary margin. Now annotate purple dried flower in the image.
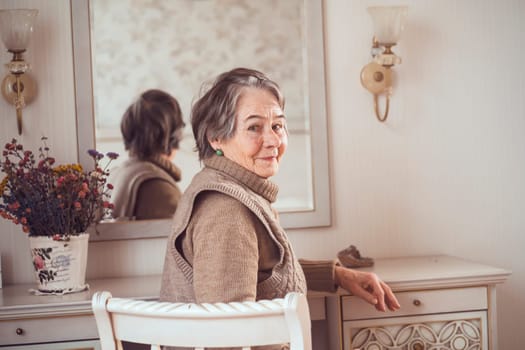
[106,152,119,160]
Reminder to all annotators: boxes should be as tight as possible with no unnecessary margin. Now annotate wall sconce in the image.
[0,9,38,135]
[361,6,407,122]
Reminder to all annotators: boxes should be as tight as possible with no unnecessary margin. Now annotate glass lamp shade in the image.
[367,6,407,45]
[0,9,38,52]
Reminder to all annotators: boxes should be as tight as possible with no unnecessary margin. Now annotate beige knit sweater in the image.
[159,156,337,349]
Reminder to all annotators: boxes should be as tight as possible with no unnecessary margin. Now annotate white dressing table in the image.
[0,255,509,350]
[326,255,510,350]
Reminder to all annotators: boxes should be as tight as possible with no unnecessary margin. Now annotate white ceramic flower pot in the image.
[28,233,89,294]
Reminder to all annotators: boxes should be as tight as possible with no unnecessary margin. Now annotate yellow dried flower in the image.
[0,176,8,194]
[53,164,83,174]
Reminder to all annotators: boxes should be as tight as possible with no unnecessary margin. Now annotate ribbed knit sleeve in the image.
[299,259,339,292]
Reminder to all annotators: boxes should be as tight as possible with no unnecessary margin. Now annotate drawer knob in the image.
[15,328,24,335]
[413,299,421,306]
[413,343,424,350]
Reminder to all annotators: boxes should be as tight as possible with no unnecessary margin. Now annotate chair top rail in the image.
[104,293,302,319]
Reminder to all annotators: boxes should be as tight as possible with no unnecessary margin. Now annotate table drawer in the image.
[0,314,99,346]
[342,286,487,321]
[343,310,488,350]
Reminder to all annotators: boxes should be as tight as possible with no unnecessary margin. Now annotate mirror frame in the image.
[71,0,331,241]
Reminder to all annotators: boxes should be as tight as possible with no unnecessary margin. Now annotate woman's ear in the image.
[208,138,221,151]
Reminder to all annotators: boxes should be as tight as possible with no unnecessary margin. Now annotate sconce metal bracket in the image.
[360,62,392,94]
[2,74,36,104]
[1,73,37,134]
[361,62,392,122]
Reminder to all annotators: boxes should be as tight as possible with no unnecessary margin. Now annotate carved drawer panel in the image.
[0,314,98,346]
[342,287,487,321]
[343,310,488,350]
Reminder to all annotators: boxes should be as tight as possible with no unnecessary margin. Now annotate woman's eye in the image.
[247,124,261,132]
[273,123,285,132]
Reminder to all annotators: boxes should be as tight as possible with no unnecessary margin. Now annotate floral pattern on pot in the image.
[31,247,58,284]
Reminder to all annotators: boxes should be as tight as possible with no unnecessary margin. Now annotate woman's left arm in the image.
[299,259,400,312]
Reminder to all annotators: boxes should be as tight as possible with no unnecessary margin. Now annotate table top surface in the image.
[346,254,510,290]
[0,255,510,319]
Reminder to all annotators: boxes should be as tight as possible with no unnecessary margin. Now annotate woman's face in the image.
[211,87,287,178]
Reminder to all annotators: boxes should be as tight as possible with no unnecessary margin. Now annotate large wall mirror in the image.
[71,0,330,241]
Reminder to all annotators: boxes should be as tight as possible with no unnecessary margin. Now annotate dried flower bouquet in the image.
[0,137,118,238]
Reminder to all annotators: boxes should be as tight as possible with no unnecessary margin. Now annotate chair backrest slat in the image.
[92,291,312,350]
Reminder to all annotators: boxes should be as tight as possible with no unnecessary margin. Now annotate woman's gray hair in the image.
[191,67,285,160]
[121,89,185,159]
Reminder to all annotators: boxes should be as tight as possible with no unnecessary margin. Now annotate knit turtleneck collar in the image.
[140,154,182,182]
[204,155,279,203]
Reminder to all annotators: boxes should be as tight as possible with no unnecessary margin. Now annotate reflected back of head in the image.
[121,89,185,159]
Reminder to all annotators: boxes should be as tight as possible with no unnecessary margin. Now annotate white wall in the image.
[298,1,523,348]
[0,1,523,349]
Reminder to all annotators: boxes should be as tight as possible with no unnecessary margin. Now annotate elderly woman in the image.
[160,68,399,315]
[110,89,185,220]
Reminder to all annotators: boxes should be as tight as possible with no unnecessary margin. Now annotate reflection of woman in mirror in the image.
[109,89,185,220]
[160,68,400,318]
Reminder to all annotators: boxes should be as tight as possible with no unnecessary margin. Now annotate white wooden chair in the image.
[91,291,312,350]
